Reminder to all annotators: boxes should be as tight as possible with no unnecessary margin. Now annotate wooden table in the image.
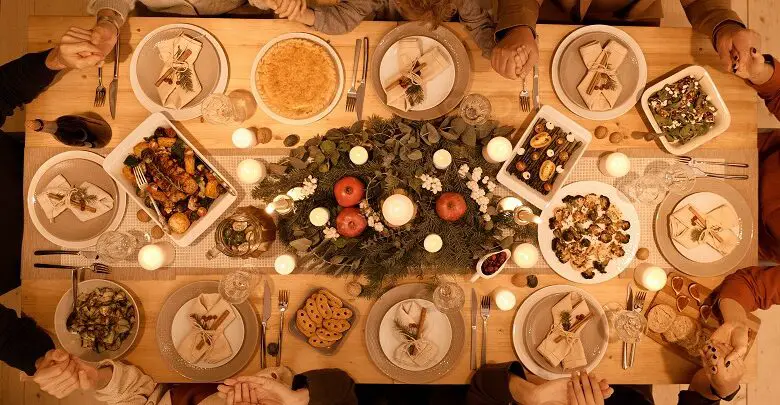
[21,16,759,384]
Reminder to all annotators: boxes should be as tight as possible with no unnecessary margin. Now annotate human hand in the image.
[710,321,749,363]
[45,27,106,70]
[32,350,80,399]
[91,21,118,60]
[272,0,314,25]
[700,340,745,398]
[567,371,605,405]
[218,375,309,405]
[715,24,761,74]
[491,26,538,80]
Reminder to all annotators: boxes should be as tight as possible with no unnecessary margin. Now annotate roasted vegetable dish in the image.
[66,287,136,353]
[549,193,631,279]
[648,76,717,145]
[122,126,227,234]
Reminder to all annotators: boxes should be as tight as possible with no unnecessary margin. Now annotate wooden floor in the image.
[1,0,778,404]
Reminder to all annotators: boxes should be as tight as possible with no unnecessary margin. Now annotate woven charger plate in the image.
[156,281,258,381]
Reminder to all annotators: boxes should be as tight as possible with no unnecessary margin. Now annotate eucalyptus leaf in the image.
[407,150,423,160]
[451,117,468,134]
[440,130,459,140]
[495,125,516,138]
[305,137,320,147]
[288,157,308,170]
[440,116,453,129]
[320,139,337,154]
[330,255,345,264]
[338,141,351,152]
[485,221,494,231]
[350,120,364,134]
[325,128,345,139]
[398,122,413,135]
[500,236,513,249]
[313,153,327,164]
[291,146,307,159]
[268,163,287,175]
[290,238,313,252]
[426,123,440,143]
[462,127,477,146]
[318,163,330,173]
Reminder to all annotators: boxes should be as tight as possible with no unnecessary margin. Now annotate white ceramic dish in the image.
[496,105,592,209]
[378,298,452,372]
[538,181,640,284]
[670,192,741,264]
[470,249,510,282]
[640,65,731,155]
[170,296,244,368]
[54,279,140,363]
[102,112,238,247]
[249,32,344,125]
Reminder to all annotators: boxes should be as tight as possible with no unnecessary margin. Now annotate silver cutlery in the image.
[480,295,491,366]
[345,38,362,113]
[355,37,368,121]
[277,290,289,366]
[68,268,80,325]
[35,249,99,260]
[261,280,272,369]
[470,288,477,370]
[622,283,633,370]
[689,165,748,180]
[676,156,748,168]
[532,64,540,111]
[519,78,530,112]
[133,165,172,234]
[628,290,647,368]
[109,37,119,119]
[94,66,106,107]
[34,262,111,275]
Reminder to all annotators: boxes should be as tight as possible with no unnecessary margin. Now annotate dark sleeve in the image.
[495,0,540,38]
[292,369,358,405]
[718,266,780,312]
[679,390,720,405]
[466,361,525,405]
[682,0,744,39]
[0,49,59,127]
[750,56,780,120]
[0,304,55,376]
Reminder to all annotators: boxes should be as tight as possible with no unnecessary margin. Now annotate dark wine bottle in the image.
[25,114,112,148]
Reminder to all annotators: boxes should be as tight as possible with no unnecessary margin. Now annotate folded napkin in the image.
[393,301,439,368]
[670,204,739,256]
[176,293,236,364]
[36,175,72,222]
[576,40,628,111]
[156,34,203,109]
[36,176,114,223]
[70,181,114,222]
[536,293,591,370]
[384,45,451,111]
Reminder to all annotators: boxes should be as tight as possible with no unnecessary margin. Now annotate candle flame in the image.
[265,203,275,214]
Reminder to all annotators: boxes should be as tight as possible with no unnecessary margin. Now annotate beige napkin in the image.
[156,34,203,109]
[576,40,628,111]
[537,293,591,369]
[384,45,451,111]
[393,301,439,368]
[670,204,739,256]
[176,293,236,364]
[36,175,72,222]
[70,181,114,222]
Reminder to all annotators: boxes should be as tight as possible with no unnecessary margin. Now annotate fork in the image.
[628,291,647,368]
[675,156,749,168]
[94,66,106,107]
[277,290,289,367]
[519,78,530,112]
[133,165,171,234]
[480,296,491,366]
[345,38,362,112]
[34,263,111,275]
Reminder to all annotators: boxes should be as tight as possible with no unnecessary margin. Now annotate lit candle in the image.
[265,195,294,215]
[231,128,257,149]
[513,206,542,225]
[309,207,330,227]
[634,264,667,292]
[498,197,523,212]
[274,254,296,275]
[423,234,443,253]
[432,149,452,170]
[236,159,266,184]
[493,288,517,311]
[382,193,415,227]
[482,137,513,164]
[599,152,631,178]
[349,146,369,165]
[512,243,538,268]
[138,242,174,271]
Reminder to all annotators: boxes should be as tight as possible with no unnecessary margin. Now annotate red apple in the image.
[436,192,467,222]
[335,207,367,238]
[334,176,365,207]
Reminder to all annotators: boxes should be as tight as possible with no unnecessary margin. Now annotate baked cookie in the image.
[315,328,343,342]
[296,309,317,337]
[331,307,353,320]
[308,336,333,348]
[315,293,333,319]
[647,304,677,334]
[323,318,351,333]
[663,315,697,343]
[305,298,323,326]
[319,289,343,308]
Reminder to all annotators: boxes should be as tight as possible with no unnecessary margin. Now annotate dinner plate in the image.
[378,35,456,112]
[249,32,344,125]
[365,283,464,383]
[170,296,245,369]
[130,23,229,121]
[371,22,470,120]
[28,151,126,249]
[54,279,140,362]
[551,25,647,121]
[538,181,640,284]
[654,179,752,277]
[378,298,452,372]
[670,192,741,263]
[157,281,258,381]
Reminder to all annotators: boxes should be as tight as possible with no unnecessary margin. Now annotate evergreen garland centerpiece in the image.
[252,115,535,296]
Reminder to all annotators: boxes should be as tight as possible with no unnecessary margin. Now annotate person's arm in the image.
[308,0,377,35]
[681,0,743,40]
[92,360,165,405]
[0,50,60,128]
[494,0,541,39]
[457,1,497,58]
[747,56,780,119]
[87,0,133,26]
[292,369,357,405]
[718,266,780,313]
[0,304,54,376]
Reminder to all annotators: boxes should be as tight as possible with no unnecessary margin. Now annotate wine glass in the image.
[201,92,251,125]
[612,310,647,344]
[661,162,696,195]
[627,162,695,204]
[96,231,138,263]
[459,94,491,126]
[219,269,260,304]
[431,281,465,312]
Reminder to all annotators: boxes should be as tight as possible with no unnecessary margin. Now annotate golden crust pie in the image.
[256,38,338,120]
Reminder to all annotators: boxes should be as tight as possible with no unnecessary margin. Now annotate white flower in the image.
[374,223,385,232]
[487,181,496,192]
[466,180,478,190]
[367,217,375,226]
[482,213,491,222]
[324,227,339,239]
[481,176,489,184]
[477,196,489,205]
[479,205,488,213]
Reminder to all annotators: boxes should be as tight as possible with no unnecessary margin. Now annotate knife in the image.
[471,288,477,370]
[109,36,120,120]
[532,64,540,111]
[261,280,272,369]
[355,37,368,121]
[622,283,633,370]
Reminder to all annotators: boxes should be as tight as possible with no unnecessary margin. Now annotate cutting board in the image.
[642,272,760,366]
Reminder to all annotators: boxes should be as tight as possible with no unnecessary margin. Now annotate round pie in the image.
[647,304,677,333]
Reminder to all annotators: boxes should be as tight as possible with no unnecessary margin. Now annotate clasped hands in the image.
[217,375,309,405]
[31,349,108,399]
[45,18,117,71]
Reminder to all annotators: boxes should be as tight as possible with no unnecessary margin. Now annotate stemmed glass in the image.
[627,162,695,204]
[219,269,261,304]
[201,90,255,125]
[430,281,465,313]
[96,231,138,263]
[459,94,491,126]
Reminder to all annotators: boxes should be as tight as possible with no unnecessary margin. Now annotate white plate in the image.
[28,151,126,249]
[378,298,452,372]
[538,181,640,284]
[102,112,238,247]
[249,32,344,125]
[130,23,229,121]
[170,296,244,368]
[54,279,140,362]
[640,65,731,155]
[512,285,609,380]
[379,36,455,111]
[670,192,740,263]
[551,25,647,121]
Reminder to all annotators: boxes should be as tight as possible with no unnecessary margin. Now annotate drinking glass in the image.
[627,172,665,204]
[96,231,138,263]
[201,91,253,125]
[431,281,465,312]
[612,310,647,344]
[219,269,260,304]
[602,302,624,343]
[459,94,491,126]
[661,162,696,194]
[627,162,696,203]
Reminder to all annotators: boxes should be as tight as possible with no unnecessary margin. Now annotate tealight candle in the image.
[498,197,523,212]
[382,193,415,227]
[433,149,452,170]
[423,234,443,253]
[634,264,667,292]
[309,207,330,227]
[493,288,517,311]
[236,159,266,184]
[513,206,542,226]
[231,128,257,149]
[274,254,296,275]
[512,243,538,268]
[482,137,513,164]
[349,146,369,165]
[138,242,174,271]
[599,152,631,178]
[265,195,294,215]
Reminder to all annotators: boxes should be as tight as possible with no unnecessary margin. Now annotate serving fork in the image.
[628,290,647,368]
[519,78,530,112]
[94,66,106,107]
[676,156,748,168]
[34,262,111,275]
[345,38,362,113]
[133,165,171,234]
[480,296,491,366]
[277,289,289,366]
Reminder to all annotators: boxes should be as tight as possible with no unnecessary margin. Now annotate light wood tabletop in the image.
[21,16,759,384]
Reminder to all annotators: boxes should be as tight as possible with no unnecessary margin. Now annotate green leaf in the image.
[426,123,440,144]
[398,122,413,135]
[288,157,308,170]
[330,255,345,264]
[451,117,468,134]
[333,238,348,248]
[318,163,330,173]
[290,238,312,251]
[123,155,141,168]
[305,137,320,147]
[291,146,307,159]
[440,130,459,140]
[495,126,516,138]
[407,150,423,160]
[269,163,287,175]
[338,141,351,152]
[350,120,364,134]
[500,236,513,249]
[320,139,337,154]
[171,139,186,163]
[462,127,477,146]
[325,128,345,140]
[313,152,327,164]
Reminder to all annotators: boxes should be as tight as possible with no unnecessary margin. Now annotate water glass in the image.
[96,231,138,263]
[431,281,465,312]
[662,162,696,194]
[201,91,253,125]
[613,310,647,344]
[459,94,491,126]
[219,269,259,304]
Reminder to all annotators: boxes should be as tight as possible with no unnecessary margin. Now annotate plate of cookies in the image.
[289,288,356,354]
